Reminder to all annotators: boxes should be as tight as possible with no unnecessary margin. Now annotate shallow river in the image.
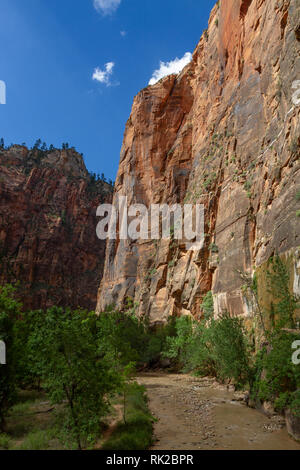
[138,372,300,450]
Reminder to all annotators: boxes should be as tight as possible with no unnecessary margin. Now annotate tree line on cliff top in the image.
[0,137,115,188]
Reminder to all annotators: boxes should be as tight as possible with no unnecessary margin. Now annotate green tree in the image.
[33,139,42,149]
[163,313,251,387]
[210,313,251,388]
[251,256,300,412]
[253,330,300,415]
[266,256,299,329]
[29,307,121,449]
[201,291,214,321]
[162,316,194,368]
[0,285,22,431]
[96,306,147,366]
[14,309,43,389]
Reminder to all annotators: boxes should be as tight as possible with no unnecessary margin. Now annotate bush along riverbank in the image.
[0,292,156,450]
[0,256,299,448]
[160,256,300,441]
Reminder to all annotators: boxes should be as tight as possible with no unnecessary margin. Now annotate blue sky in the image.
[0,0,216,180]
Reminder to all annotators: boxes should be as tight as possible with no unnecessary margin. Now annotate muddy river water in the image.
[138,373,300,450]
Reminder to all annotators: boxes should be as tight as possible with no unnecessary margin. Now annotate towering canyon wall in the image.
[0,145,112,311]
[97,0,300,324]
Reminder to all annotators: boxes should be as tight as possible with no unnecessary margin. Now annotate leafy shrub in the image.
[17,430,51,451]
[102,383,154,450]
[162,316,194,367]
[252,331,300,415]
[201,291,214,321]
[209,313,251,388]
[183,322,217,376]
[97,305,176,367]
[28,307,122,449]
[209,243,219,253]
[0,285,22,432]
[0,433,10,449]
[266,256,299,329]
[163,312,251,388]
[250,256,300,412]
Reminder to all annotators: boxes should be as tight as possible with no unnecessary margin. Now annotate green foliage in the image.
[252,331,300,415]
[28,307,121,449]
[163,313,251,388]
[181,321,216,376]
[163,316,194,366]
[13,309,43,389]
[0,292,160,449]
[102,383,154,450]
[97,307,147,365]
[121,362,136,425]
[33,139,42,150]
[250,256,300,413]
[209,243,219,253]
[244,180,252,192]
[266,256,299,329]
[1,250,299,448]
[201,291,214,321]
[87,171,113,198]
[209,313,251,388]
[0,285,22,431]
[0,433,10,449]
[17,429,52,450]
[97,305,176,368]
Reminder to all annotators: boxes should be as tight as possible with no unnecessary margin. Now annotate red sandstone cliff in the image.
[97,0,300,323]
[0,145,112,311]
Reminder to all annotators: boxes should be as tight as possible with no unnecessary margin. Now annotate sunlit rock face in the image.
[0,145,113,311]
[97,0,300,323]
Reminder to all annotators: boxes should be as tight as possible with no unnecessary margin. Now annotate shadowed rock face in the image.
[97,0,300,323]
[0,145,113,311]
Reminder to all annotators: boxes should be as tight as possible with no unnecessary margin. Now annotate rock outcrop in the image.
[0,145,112,311]
[97,0,300,324]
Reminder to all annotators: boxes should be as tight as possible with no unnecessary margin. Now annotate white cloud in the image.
[92,62,115,86]
[148,52,192,86]
[93,0,121,15]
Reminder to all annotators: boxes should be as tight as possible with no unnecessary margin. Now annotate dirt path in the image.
[138,372,300,451]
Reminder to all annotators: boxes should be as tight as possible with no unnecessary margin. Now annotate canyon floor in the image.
[138,373,300,451]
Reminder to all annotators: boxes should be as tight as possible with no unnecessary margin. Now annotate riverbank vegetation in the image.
[161,256,300,418]
[0,295,155,450]
[0,256,299,449]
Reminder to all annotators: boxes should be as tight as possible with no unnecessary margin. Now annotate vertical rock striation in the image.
[97,0,300,323]
[0,145,113,311]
